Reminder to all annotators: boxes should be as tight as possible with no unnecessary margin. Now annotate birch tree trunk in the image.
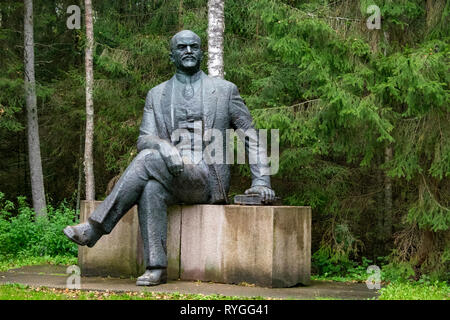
[24,0,46,217]
[84,0,95,200]
[207,0,225,79]
[76,123,84,212]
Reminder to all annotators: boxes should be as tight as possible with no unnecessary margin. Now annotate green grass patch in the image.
[0,255,77,272]
[0,284,269,300]
[378,281,449,300]
[0,284,70,300]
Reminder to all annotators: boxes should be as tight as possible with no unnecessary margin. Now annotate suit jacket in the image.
[137,71,271,204]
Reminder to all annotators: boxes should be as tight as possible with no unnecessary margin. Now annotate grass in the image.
[0,255,77,272]
[0,284,268,300]
[377,281,449,300]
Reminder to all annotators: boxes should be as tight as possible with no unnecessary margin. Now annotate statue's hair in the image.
[170,30,201,50]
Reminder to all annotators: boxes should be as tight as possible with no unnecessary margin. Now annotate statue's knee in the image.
[134,148,160,164]
[137,148,155,158]
[142,180,168,204]
[143,180,165,193]
[142,148,164,167]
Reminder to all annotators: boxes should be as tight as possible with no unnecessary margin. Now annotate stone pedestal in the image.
[78,201,181,280]
[78,201,311,287]
[180,205,311,287]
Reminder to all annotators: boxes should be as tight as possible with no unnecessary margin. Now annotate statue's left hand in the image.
[244,186,276,203]
[158,142,184,177]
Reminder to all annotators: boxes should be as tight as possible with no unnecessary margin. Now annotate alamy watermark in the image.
[66,265,81,289]
[66,5,81,30]
[162,122,279,175]
[366,265,381,290]
[366,4,381,30]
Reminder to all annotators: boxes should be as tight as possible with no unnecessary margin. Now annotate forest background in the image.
[0,0,448,283]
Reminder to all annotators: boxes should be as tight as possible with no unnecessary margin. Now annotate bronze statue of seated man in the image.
[64,30,275,286]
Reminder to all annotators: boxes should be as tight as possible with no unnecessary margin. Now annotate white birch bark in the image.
[84,0,95,200]
[24,0,46,217]
[207,0,225,79]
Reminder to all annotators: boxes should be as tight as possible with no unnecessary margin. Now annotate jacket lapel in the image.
[157,76,174,139]
[202,72,217,130]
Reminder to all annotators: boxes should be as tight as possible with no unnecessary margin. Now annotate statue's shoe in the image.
[136,269,167,286]
[63,222,102,248]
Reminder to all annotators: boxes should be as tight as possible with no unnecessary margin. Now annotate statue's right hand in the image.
[159,142,184,177]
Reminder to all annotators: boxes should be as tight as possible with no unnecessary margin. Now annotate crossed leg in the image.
[63,148,209,286]
[88,148,174,234]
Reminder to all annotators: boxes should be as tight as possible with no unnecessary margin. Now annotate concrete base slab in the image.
[78,201,311,287]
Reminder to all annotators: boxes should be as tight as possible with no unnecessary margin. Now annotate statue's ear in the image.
[169,52,175,63]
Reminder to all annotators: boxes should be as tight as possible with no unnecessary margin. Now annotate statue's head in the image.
[169,30,203,74]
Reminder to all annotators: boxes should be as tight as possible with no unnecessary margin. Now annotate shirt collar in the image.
[175,70,203,84]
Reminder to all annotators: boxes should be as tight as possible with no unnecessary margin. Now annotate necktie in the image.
[183,77,194,100]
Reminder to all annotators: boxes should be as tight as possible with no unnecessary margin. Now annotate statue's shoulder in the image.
[147,79,170,97]
[204,74,236,92]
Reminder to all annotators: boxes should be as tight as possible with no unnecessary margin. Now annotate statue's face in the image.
[170,31,203,74]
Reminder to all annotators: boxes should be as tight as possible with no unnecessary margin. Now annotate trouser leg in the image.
[88,148,172,234]
[138,180,175,269]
